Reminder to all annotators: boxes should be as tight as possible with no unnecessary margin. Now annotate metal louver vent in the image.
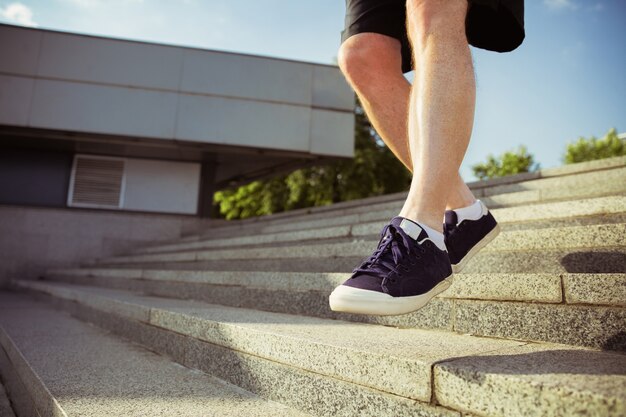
[68,155,125,208]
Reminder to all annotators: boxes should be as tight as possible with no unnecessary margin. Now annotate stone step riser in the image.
[0,326,60,417]
[139,213,626,258]
[0,295,310,417]
[45,270,626,307]
[97,223,626,267]
[16,289,470,417]
[134,203,626,256]
[187,168,626,241]
[481,166,626,196]
[17,281,519,403]
[90,245,626,275]
[42,272,626,351]
[14,283,626,417]
[190,157,626,238]
[189,187,626,243]
[256,196,626,236]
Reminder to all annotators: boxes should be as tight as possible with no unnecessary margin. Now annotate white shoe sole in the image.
[451,224,501,273]
[328,275,454,316]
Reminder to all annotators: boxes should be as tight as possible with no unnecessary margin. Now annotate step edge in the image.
[0,323,68,417]
[13,280,625,417]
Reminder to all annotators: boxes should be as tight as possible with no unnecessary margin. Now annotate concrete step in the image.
[45,268,626,308]
[248,195,626,236]
[183,157,626,241]
[184,162,626,241]
[194,181,626,244]
[40,269,626,351]
[132,196,626,255]
[95,224,626,274]
[0,292,308,417]
[11,281,626,417]
[87,246,626,275]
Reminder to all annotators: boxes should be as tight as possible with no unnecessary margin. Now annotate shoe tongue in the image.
[390,216,428,241]
[444,210,458,227]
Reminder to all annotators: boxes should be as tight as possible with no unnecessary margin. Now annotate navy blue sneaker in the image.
[329,216,453,316]
[444,201,500,273]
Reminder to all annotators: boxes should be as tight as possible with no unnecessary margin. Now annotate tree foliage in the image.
[471,146,539,180]
[563,128,625,164]
[213,102,412,220]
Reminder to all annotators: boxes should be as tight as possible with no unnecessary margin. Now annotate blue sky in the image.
[1,0,624,180]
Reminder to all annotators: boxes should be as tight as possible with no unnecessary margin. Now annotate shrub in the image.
[471,146,539,180]
[213,101,411,220]
[564,128,625,164]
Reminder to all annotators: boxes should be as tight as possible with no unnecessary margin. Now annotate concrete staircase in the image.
[1,156,625,416]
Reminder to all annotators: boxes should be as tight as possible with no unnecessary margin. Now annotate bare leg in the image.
[338,33,475,215]
[399,0,476,231]
[338,34,414,170]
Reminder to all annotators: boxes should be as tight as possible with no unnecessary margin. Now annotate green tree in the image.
[213,101,412,220]
[471,146,539,180]
[563,128,625,164]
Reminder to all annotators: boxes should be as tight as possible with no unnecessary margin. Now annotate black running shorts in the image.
[341,0,525,73]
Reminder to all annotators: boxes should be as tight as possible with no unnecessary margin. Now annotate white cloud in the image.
[61,0,144,8]
[0,2,37,26]
[64,0,102,7]
[544,0,579,10]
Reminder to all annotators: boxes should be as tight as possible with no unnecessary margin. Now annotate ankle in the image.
[446,195,477,211]
[398,210,443,233]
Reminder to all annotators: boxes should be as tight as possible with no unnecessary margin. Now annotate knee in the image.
[406,0,467,46]
[337,40,370,88]
[338,34,403,92]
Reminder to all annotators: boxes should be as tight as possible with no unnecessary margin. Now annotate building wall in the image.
[0,204,212,287]
[0,24,355,158]
[0,148,72,207]
[122,158,201,214]
[0,148,201,215]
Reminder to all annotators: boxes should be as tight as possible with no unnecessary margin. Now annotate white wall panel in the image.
[1,25,355,160]
[312,66,354,111]
[175,94,311,152]
[122,158,200,214]
[37,32,183,90]
[29,79,178,138]
[181,50,313,105]
[309,109,355,157]
[0,26,41,75]
[0,75,34,126]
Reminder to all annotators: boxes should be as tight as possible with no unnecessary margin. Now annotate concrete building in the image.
[0,23,354,283]
[0,23,354,216]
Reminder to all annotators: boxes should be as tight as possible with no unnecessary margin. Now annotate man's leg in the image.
[329,0,501,315]
[399,0,476,232]
[338,33,476,214]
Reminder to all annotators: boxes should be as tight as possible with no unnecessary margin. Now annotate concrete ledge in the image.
[80,246,626,275]
[0,203,192,287]
[96,223,626,266]
[563,274,626,306]
[47,269,591,305]
[434,343,626,417]
[12,281,626,417]
[189,156,626,234]
[12,289,460,417]
[454,300,626,351]
[12,280,523,402]
[0,319,66,417]
[0,292,310,417]
[540,155,626,178]
[38,270,626,350]
[131,196,626,255]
